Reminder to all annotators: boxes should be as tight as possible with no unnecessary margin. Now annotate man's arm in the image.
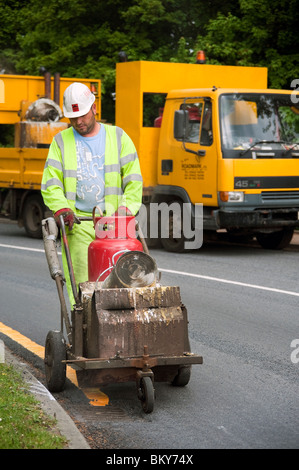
[41,137,70,213]
[119,131,143,215]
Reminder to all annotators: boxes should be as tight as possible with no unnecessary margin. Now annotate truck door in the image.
[160,97,217,206]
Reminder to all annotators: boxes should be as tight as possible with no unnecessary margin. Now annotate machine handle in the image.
[59,214,79,305]
[135,221,150,254]
[92,206,104,227]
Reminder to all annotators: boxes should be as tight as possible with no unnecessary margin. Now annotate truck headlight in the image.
[219,191,244,202]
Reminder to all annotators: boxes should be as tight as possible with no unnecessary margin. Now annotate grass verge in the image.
[0,363,67,449]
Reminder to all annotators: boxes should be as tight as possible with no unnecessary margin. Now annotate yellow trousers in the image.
[61,219,95,307]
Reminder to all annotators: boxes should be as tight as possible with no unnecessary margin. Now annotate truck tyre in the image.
[160,200,187,252]
[256,228,294,250]
[23,194,45,239]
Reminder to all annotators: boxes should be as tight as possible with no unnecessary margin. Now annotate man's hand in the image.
[54,208,75,230]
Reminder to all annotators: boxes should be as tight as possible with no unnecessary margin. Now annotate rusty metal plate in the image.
[94,285,181,310]
[89,305,186,359]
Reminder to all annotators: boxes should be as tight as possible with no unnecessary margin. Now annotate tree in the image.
[0,0,28,73]
[194,0,299,89]
[5,0,237,120]
[0,0,297,121]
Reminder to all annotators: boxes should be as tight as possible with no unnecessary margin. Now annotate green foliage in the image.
[0,0,298,120]
[0,125,14,148]
[194,0,299,89]
[0,364,67,449]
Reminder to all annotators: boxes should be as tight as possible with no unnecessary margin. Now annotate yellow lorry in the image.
[116,60,299,250]
[1,59,299,250]
[0,73,101,238]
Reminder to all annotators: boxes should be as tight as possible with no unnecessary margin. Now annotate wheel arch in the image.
[151,185,191,206]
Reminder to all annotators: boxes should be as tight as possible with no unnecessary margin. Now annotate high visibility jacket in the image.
[41,124,143,216]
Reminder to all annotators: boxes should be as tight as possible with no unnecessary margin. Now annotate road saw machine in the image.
[42,211,203,413]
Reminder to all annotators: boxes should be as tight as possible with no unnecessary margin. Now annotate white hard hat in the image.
[63,82,95,118]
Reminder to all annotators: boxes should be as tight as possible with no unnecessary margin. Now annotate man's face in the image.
[69,105,97,136]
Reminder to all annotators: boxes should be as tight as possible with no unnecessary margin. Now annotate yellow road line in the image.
[0,321,109,406]
[82,387,109,406]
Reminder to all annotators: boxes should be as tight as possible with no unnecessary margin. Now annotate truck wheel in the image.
[160,200,187,252]
[23,194,45,239]
[44,330,66,393]
[256,228,294,250]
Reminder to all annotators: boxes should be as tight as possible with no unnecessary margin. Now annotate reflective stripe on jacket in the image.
[41,124,143,216]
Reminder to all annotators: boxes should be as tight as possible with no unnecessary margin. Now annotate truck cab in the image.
[163,88,299,249]
[116,60,299,251]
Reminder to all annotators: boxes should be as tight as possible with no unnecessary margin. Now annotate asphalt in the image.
[1,231,299,450]
[3,345,90,450]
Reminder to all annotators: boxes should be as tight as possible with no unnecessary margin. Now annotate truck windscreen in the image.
[220,93,299,158]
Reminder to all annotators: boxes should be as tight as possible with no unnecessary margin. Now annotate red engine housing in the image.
[88,216,143,282]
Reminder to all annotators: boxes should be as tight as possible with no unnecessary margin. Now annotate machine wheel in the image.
[139,376,155,413]
[44,330,66,393]
[23,194,45,239]
[256,228,294,250]
[172,366,191,387]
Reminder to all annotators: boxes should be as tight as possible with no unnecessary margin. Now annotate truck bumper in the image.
[213,208,299,230]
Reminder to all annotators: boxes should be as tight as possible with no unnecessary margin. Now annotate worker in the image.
[41,82,143,306]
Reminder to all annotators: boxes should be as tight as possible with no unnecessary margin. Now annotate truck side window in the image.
[179,102,202,143]
[143,92,167,127]
[200,101,213,146]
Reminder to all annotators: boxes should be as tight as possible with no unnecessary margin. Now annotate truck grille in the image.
[261,191,299,201]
